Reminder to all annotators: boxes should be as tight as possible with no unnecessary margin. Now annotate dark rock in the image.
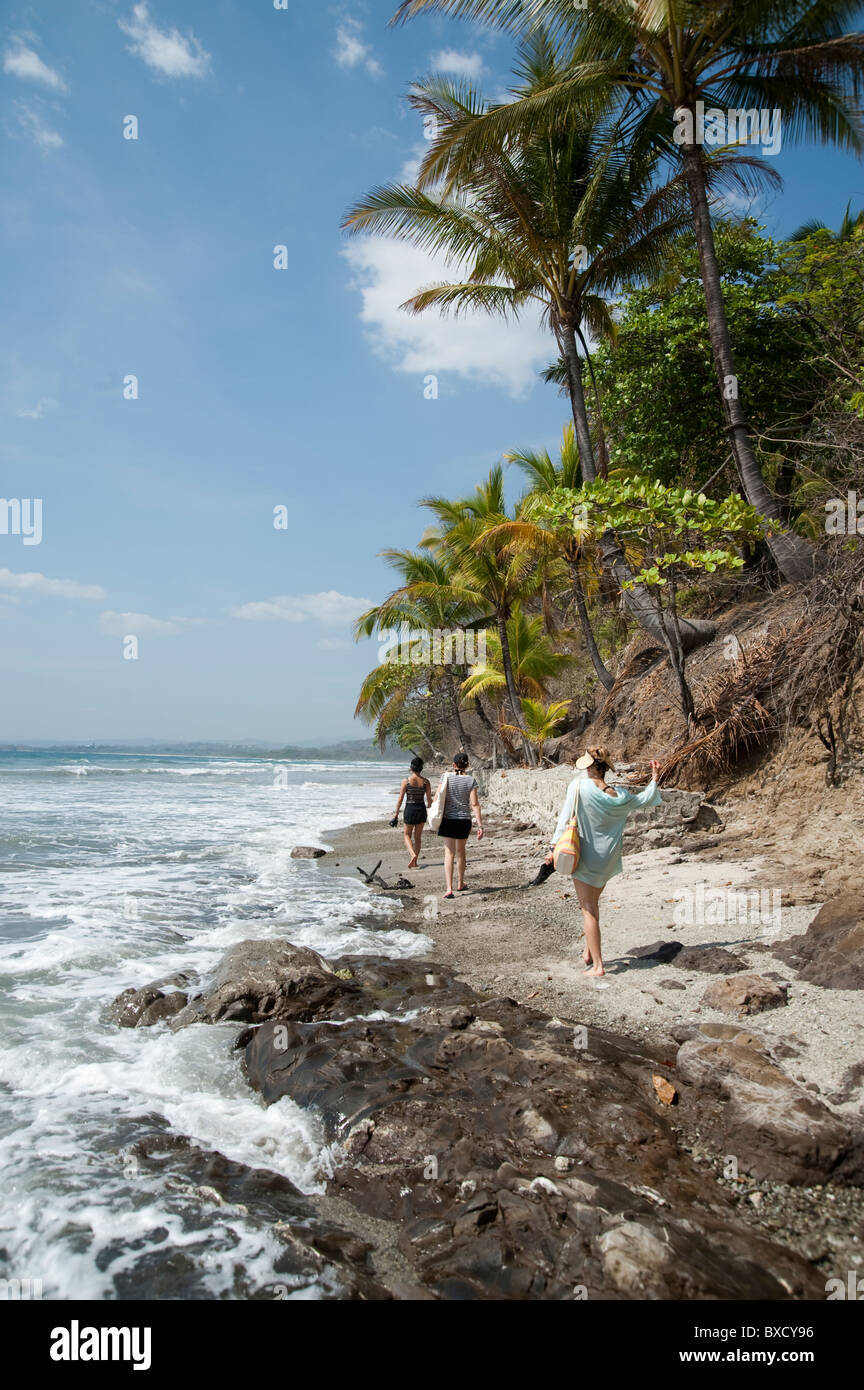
[120,941,839,1299]
[290,846,327,859]
[673,946,747,975]
[772,893,864,989]
[627,941,683,964]
[109,986,164,1028]
[169,939,359,1029]
[676,1035,864,1186]
[670,1023,700,1043]
[109,985,188,1028]
[833,1060,864,1104]
[138,992,188,1027]
[701,973,788,1017]
[658,978,687,990]
[685,803,724,833]
[239,956,823,1298]
[116,1124,390,1300]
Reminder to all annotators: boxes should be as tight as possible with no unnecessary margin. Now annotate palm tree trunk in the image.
[557,321,599,478]
[445,667,473,757]
[472,695,495,733]
[497,612,536,765]
[570,561,614,690]
[557,319,717,652]
[471,694,505,761]
[680,141,815,584]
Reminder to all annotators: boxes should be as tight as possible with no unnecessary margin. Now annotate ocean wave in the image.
[0,758,409,1296]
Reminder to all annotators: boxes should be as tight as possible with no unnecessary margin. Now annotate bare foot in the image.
[582,964,605,977]
[583,948,592,965]
[407,856,418,869]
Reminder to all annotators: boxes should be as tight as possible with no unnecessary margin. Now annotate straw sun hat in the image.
[575,745,612,770]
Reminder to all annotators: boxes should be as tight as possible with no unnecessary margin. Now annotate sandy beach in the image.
[314,799,864,1277]
[321,807,863,1108]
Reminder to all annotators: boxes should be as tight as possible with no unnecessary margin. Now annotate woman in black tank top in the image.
[394,757,432,868]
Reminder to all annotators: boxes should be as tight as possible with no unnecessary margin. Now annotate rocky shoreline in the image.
[107,804,864,1300]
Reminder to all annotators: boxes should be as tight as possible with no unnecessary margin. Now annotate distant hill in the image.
[0,739,395,762]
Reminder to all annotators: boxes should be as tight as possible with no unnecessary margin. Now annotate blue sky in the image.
[2,0,863,743]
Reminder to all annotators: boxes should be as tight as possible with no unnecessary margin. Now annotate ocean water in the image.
[0,751,428,1300]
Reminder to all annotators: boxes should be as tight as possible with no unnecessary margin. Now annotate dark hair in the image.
[587,744,612,779]
[453,751,469,768]
[410,756,424,773]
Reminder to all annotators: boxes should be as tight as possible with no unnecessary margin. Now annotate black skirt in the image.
[438,817,471,840]
[403,805,427,825]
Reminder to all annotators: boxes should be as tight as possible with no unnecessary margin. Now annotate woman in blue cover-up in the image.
[544,746,662,978]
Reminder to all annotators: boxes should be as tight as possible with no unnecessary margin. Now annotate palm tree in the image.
[393,0,864,583]
[420,466,545,762]
[501,424,615,689]
[392,717,444,759]
[461,604,576,709]
[344,33,718,648]
[354,546,485,755]
[791,199,864,241]
[504,697,572,761]
[354,659,427,751]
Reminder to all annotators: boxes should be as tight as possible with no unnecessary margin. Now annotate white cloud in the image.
[15,102,63,150]
[333,18,382,78]
[399,142,426,184]
[119,3,211,79]
[15,396,57,420]
[712,186,764,218]
[99,610,181,636]
[231,591,372,625]
[3,44,67,91]
[0,568,106,601]
[430,49,485,79]
[342,237,550,397]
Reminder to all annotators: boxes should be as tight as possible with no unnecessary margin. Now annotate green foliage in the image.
[504,697,572,757]
[354,1,864,749]
[460,606,574,703]
[776,223,864,415]
[588,223,818,488]
[539,478,765,590]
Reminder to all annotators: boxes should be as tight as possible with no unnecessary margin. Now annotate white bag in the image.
[427,773,450,833]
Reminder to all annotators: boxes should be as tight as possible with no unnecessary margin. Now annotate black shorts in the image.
[438,817,471,840]
[403,805,427,825]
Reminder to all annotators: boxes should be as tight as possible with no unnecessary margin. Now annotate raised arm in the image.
[628,760,663,809]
